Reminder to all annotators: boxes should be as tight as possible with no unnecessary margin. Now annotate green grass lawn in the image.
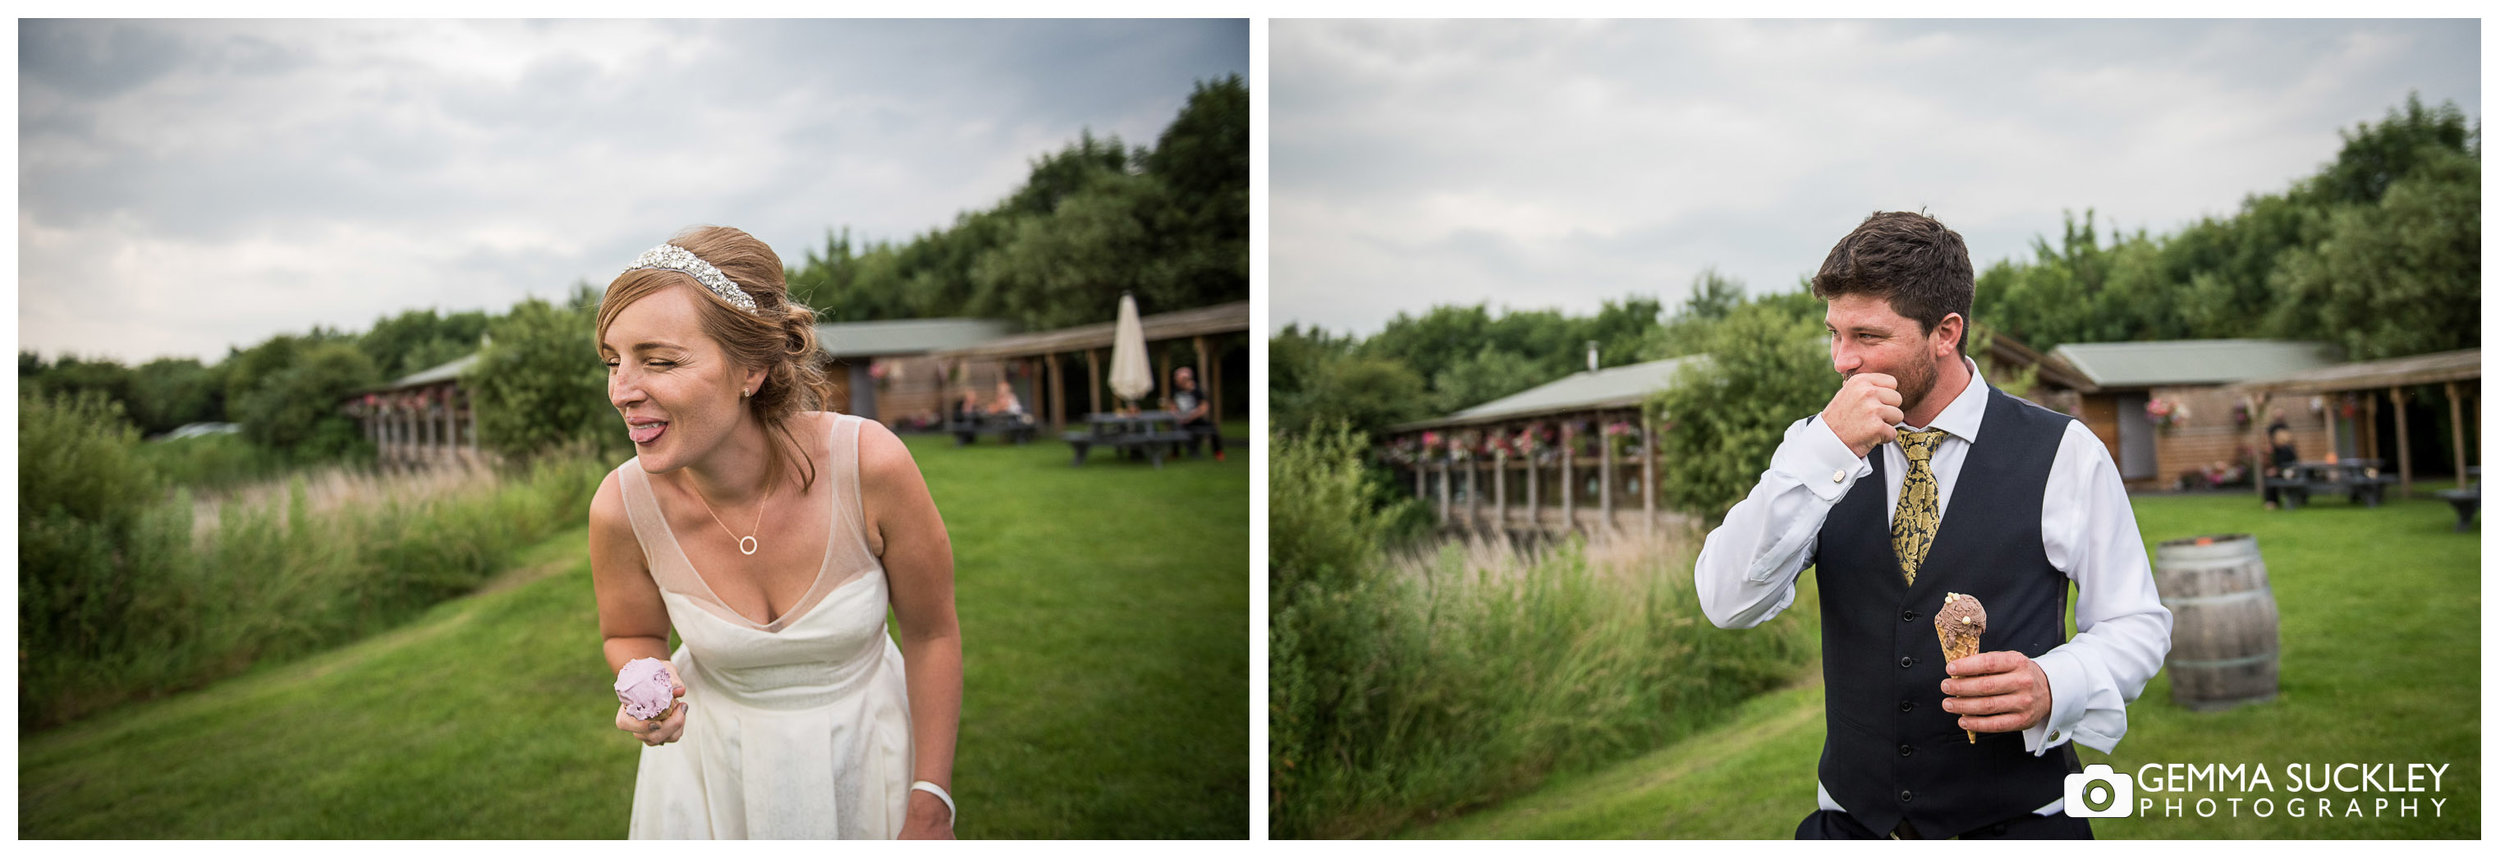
[20,432,1249,838]
[1404,493,2478,839]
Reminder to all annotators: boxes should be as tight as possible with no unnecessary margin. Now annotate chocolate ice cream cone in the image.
[1934,592,1988,744]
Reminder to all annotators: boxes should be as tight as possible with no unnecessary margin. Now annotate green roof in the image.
[2049,340,2343,388]
[813,318,1018,359]
[1394,356,1702,430]
[386,353,479,389]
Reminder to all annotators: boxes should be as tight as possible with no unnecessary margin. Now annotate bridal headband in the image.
[621,244,758,313]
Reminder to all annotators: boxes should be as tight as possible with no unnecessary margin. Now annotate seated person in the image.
[1166,366,1221,461]
[988,380,1030,424]
[951,389,983,425]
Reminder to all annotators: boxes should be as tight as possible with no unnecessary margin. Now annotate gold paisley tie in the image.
[1891,429,1948,586]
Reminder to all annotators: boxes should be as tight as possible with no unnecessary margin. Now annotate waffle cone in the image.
[1940,634,1981,743]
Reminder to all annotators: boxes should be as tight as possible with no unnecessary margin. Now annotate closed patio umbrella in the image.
[1109,292,1153,409]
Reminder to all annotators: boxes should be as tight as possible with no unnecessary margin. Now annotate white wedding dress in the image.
[616,413,914,839]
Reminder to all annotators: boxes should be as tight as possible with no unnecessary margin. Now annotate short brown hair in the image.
[596,225,838,492]
[1810,211,1974,352]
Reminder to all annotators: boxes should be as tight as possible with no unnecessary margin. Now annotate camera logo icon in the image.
[2064,764,2134,817]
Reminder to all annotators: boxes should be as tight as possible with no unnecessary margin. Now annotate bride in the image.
[587,226,961,839]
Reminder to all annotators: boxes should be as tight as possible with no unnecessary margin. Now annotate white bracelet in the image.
[911,780,956,827]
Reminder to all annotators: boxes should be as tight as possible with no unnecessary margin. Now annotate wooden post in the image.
[2324,395,2340,460]
[1641,409,1658,535]
[1415,446,1427,499]
[1086,348,1102,417]
[1046,353,1066,431]
[1439,460,1452,527]
[1494,450,1508,534]
[2447,382,2469,489]
[2250,393,2270,500]
[2391,386,2414,498]
[440,387,455,464]
[1600,415,1616,526]
[1200,334,1220,422]
[1157,351,1172,411]
[1466,458,1480,532]
[2365,393,2379,461]
[1526,449,1540,531]
[1209,338,1225,426]
[1561,422,1577,532]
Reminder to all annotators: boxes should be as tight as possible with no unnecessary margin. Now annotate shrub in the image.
[471,290,619,463]
[1269,424,1818,837]
[19,447,612,730]
[1653,302,1837,518]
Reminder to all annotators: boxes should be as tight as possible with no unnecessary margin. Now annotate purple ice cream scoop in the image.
[615,658,679,720]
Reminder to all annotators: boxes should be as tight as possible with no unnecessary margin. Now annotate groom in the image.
[1690,211,2172,839]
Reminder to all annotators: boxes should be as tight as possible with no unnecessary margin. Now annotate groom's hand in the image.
[1940,651,2052,733]
[1821,372,1903,459]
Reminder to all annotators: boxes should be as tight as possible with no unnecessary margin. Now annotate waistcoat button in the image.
[1899,656,1914,669]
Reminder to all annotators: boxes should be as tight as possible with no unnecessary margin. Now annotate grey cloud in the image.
[1272,19,2477,338]
[19,20,194,98]
[20,18,1245,363]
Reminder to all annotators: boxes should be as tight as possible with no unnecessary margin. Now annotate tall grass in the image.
[20,437,612,730]
[1270,427,1816,838]
[133,432,311,493]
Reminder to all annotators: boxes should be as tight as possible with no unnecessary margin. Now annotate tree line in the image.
[1274,93,2479,515]
[787,74,1248,331]
[1977,93,2477,361]
[21,75,1250,470]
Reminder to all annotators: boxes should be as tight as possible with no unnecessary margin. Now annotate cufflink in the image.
[1832,469,1846,483]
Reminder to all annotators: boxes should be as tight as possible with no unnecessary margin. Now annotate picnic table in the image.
[947,413,1036,446]
[1062,410,1202,468]
[2270,459,2396,510]
[2433,483,2478,532]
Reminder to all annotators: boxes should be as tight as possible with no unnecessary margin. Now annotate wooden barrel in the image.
[2153,534,2281,711]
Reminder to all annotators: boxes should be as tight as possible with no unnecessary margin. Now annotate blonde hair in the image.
[595,225,837,493]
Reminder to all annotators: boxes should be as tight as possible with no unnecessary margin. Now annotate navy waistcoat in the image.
[1813,384,2083,837]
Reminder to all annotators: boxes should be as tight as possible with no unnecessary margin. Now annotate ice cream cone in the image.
[1934,592,1988,744]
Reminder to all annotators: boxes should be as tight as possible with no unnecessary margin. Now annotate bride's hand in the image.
[898,792,955,839]
[616,678,688,747]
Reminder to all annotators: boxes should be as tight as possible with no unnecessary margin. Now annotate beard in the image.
[1893,355,1941,425]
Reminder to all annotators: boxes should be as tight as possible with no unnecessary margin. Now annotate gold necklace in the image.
[684,472,773,556]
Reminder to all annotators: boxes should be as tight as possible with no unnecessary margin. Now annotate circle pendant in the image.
[738,536,758,555]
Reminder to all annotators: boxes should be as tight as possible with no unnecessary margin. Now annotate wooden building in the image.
[1383,356,1697,538]
[2228,348,2480,498]
[813,318,1018,429]
[346,354,484,469]
[2048,340,2345,489]
[925,300,1249,431]
[1379,334,2086,538]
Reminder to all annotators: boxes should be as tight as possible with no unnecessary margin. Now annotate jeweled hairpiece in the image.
[621,244,758,313]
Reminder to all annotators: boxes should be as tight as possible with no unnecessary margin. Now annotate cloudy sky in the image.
[18,18,1247,364]
[1271,19,2479,338]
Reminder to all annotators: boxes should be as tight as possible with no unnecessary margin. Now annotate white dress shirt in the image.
[1693,357,2174,817]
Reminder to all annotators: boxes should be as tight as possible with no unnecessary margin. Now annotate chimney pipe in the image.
[1586,340,1599,373]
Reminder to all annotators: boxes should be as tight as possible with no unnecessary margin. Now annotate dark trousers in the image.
[1795,809,2093,840]
[1183,418,1222,454]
